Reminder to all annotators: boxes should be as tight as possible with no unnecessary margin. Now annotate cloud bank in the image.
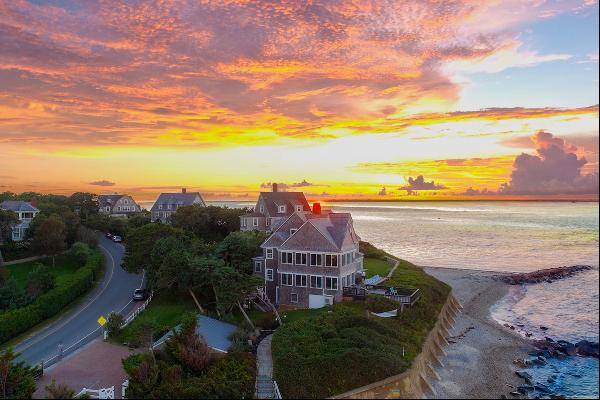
[399,175,447,191]
[88,180,116,187]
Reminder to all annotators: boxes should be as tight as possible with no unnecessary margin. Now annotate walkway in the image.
[255,334,277,399]
[32,338,138,399]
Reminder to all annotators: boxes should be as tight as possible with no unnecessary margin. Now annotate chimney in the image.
[272,183,278,193]
[30,197,39,208]
[182,188,187,194]
[312,202,321,215]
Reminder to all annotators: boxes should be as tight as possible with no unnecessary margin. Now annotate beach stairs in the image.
[255,335,282,399]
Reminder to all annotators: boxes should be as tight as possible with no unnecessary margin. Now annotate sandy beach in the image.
[424,267,534,399]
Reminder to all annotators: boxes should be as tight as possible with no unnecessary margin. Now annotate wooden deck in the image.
[342,285,421,306]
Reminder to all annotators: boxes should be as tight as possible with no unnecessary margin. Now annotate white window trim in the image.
[294,274,308,287]
[278,205,286,213]
[295,205,302,212]
[310,253,322,267]
[295,252,307,265]
[253,217,258,227]
[254,261,262,273]
[290,293,299,304]
[281,273,293,286]
[266,248,273,259]
[310,275,323,289]
[281,251,293,264]
[290,228,298,235]
[266,269,274,281]
[325,277,339,290]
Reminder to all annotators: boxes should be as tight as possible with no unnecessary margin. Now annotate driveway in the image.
[13,236,144,367]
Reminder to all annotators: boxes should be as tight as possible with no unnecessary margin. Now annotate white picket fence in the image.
[120,292,153,329]
[76,386,115,399]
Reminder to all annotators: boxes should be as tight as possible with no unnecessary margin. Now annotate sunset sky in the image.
[0,0,598,201]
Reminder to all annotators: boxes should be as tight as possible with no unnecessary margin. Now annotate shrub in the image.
[26,263,55,299]
[45,379,76,399]
[69,242,90,266]
[0,250,103,344]
[0,278,30,311]
[106,312,125,338]
[76,226,98,249]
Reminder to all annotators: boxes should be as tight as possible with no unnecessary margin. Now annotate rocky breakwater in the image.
[497,265,592,285]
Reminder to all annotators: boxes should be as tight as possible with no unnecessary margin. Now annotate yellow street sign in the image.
[97,315,107,326]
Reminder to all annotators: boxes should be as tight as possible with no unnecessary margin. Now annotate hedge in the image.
[0,250,103,345]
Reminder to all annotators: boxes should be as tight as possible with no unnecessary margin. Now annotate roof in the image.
[241,211,265,218]
[98,194,125,208]
[258,192,310,216]
[0,201,39,213]
[265,211,360,253]
[150,192,206,211]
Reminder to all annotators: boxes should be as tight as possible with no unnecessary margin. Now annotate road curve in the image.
[13,236,143,367]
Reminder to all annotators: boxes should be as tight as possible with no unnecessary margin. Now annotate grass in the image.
[115,290,197,346]
[6,254,81,288]
[363,257,392,278]
[271,242,451,399]
[280,307,331,324]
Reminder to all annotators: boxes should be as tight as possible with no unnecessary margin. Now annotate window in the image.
[290,228,298,235]
[325,254,338,267]
[295,252,307,265]
[310,254,322,266]
[266,269,274,281]
[278,205,286,213]
[241,218,247,227]
[325,277,338,290]
[266,248,273,259]
[290,293,298,303]
[254,261,262,273]
[295,274,307,287]
[159,204,163,210]
[259,205,264,213]
[281,251,293,264]
[310,275,323,289]
[253,218,258,227]
[295,205,302,212]
[266,218,270,226]
[281,273,293,286]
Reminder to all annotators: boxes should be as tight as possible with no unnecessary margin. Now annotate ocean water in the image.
[324,201,599,399]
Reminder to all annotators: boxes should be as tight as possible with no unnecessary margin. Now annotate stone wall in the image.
[331,293,463,399]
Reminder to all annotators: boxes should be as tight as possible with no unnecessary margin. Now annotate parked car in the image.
[112,235,122,243]
[133,288,150,301]
[105,232,113,239]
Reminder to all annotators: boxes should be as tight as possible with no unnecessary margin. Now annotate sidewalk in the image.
[33,339,139,399]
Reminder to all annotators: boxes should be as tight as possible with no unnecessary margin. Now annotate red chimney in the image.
[312,202,321,214]
[182,188,187,194]
[272,183,278,193]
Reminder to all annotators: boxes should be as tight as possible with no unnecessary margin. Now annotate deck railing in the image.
[342,285,420,306]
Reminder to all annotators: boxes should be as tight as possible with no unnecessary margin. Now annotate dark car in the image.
[133,289,149,301]
[112,235,122,243]
[105,232,113,239]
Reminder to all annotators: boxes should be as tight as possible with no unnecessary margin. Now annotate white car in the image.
[112,235,123,243]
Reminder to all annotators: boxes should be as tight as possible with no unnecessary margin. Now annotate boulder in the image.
[534,383,553,394]
[576,340,599,358]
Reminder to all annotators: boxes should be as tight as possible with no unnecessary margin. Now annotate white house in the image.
[0,201,40,242]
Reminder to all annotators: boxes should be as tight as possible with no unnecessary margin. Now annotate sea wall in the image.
[331,293,462,399]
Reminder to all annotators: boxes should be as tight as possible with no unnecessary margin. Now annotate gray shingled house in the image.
[0,200,40,242]
[240,183,311,233]
[150,188,206,223]
[245,188,364,309]
[98,194,141,217]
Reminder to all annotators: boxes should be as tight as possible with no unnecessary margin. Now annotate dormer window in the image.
[290,228,298,235]
[295,205,302,212]
[159,204,163,210]
[278,205,286,213]
[259,205,264,213]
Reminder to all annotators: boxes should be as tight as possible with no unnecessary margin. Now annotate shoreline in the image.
[424,267,534,399]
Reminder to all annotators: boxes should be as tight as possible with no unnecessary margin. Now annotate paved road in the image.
[14,236,143,367]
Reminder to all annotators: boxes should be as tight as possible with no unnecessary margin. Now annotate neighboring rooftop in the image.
[98,194,126,208]
[150,188,206,211]
[0,200,39,213]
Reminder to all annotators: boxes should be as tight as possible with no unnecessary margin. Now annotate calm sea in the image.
[145,199,599,397]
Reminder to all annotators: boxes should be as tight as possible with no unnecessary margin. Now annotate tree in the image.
[215,267,263,329]
[44,379,75,399]
[164,314,211,375]
[216,231,267,273]
[26,263,54,300]
[106,312,125,338]
[0,268,10,288]
[69,242,90,266]
[68,192,98,224]
[123,224,178,276]
[0,349,37,399]
[0,210,18,244]
[32,216,66,267]
[75,226,98,248]
[190,256,228,318]
[171,205,250,242]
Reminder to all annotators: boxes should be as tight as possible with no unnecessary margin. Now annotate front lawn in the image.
[6,254,82,289]
[115,290,198,346]
[363,257,392,278]
[271,242,451,399]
